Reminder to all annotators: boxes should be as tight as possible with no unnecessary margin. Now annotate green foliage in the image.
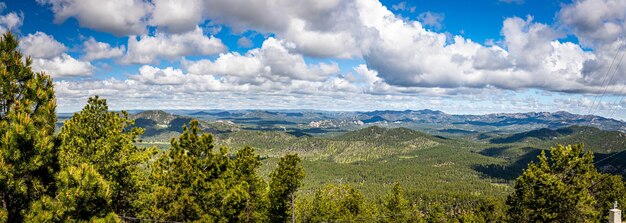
[380,183,414,223]
[506,144,626,222]
[269,154,304,223]
[234,146,269,222]
[303,184,373,222]
[141,120,267,222]
[56,96,156,216]
[218,126,439,163]
[25,163,120,223]
[475,197,506,222]
[425,203,447,223]
[0,32,57,223]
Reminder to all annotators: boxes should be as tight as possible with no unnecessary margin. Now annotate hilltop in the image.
[131,110,239,142]
[475,125,626,180]
[217,126,440,163]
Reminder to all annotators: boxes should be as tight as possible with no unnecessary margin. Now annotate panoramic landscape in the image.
[2,0,626,222]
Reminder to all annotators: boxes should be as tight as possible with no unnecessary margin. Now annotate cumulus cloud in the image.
[149,0,204,33]
[349,1,620,94]
[82,37,125,61]
[18,31,94,77]
[32,0,626,107]
[37,0,152,36]
[0,10,22,33]
[183,37,340,83]
[129,65,189,85]
[121,26,227,64]
[20,32,67,59]
[558,0,626,48]
[32,54,94,77]
[353,64,380,85]
[555,0,626,94]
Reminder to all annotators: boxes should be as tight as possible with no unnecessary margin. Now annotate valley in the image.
[124,109,626,200]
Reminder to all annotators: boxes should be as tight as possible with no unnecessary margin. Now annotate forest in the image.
[1,31,626,223]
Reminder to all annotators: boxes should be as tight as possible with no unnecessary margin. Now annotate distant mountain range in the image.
[140,109,626,133]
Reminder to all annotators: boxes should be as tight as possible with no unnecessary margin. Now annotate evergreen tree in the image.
[454,211,483,223]
[506,144,626,222]
[269,154,305,223]
[380,183,412,223]
[143,120,252,222]
[425,203,447,223]
[56,96,155,216]
[233,146,268,222]
[24,164,120,223]
[306,184,371,222]
[0,32,57,223]
[476,197,506,222]
[592,173,626,221]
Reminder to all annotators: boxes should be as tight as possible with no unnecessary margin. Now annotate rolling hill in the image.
[99,110,626,199]
[475,125,626,180]
[216,126,441,163]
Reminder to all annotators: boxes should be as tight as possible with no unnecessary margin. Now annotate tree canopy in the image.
[0,32,57,223]
[507,144,626,222]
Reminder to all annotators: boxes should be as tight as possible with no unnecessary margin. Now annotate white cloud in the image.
[502,16,563,69]
[82,37,125,61]
[353,64,380,85]
[558,0,626,48]
[122,26,227,64]
[183,37,339,83]
[32,53,94,77]
[30,0,626,110]
[129,65,188,85]
[350,1,613,94]
[283,18,360,58]
[0,10,22,33]
[18,31,93,78]
[417,11,444,30]
[20,32,67,59]
[38,0,152,36]
[149,0,361,58]
[472,46,513,70]
[149,0,204,33]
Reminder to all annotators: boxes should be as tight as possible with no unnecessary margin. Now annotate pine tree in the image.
[506,144,625,222]
[476,197,505,222]
[233,146,268,222]
[268,154,305,223]
[425,203,448,223]
[306,184,371,222]
[56,96,155,216]
[380,183,412,223]
[24,163,120,223]
[0,32,57,223]
[143,120,252,222]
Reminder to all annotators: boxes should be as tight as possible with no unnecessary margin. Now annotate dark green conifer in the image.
[56,96,156,216]
[507,144,626,222]
[269,154,305,223]
[0,32,57,223]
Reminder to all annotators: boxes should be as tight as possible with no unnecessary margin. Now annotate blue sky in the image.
[2,0,626,120]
